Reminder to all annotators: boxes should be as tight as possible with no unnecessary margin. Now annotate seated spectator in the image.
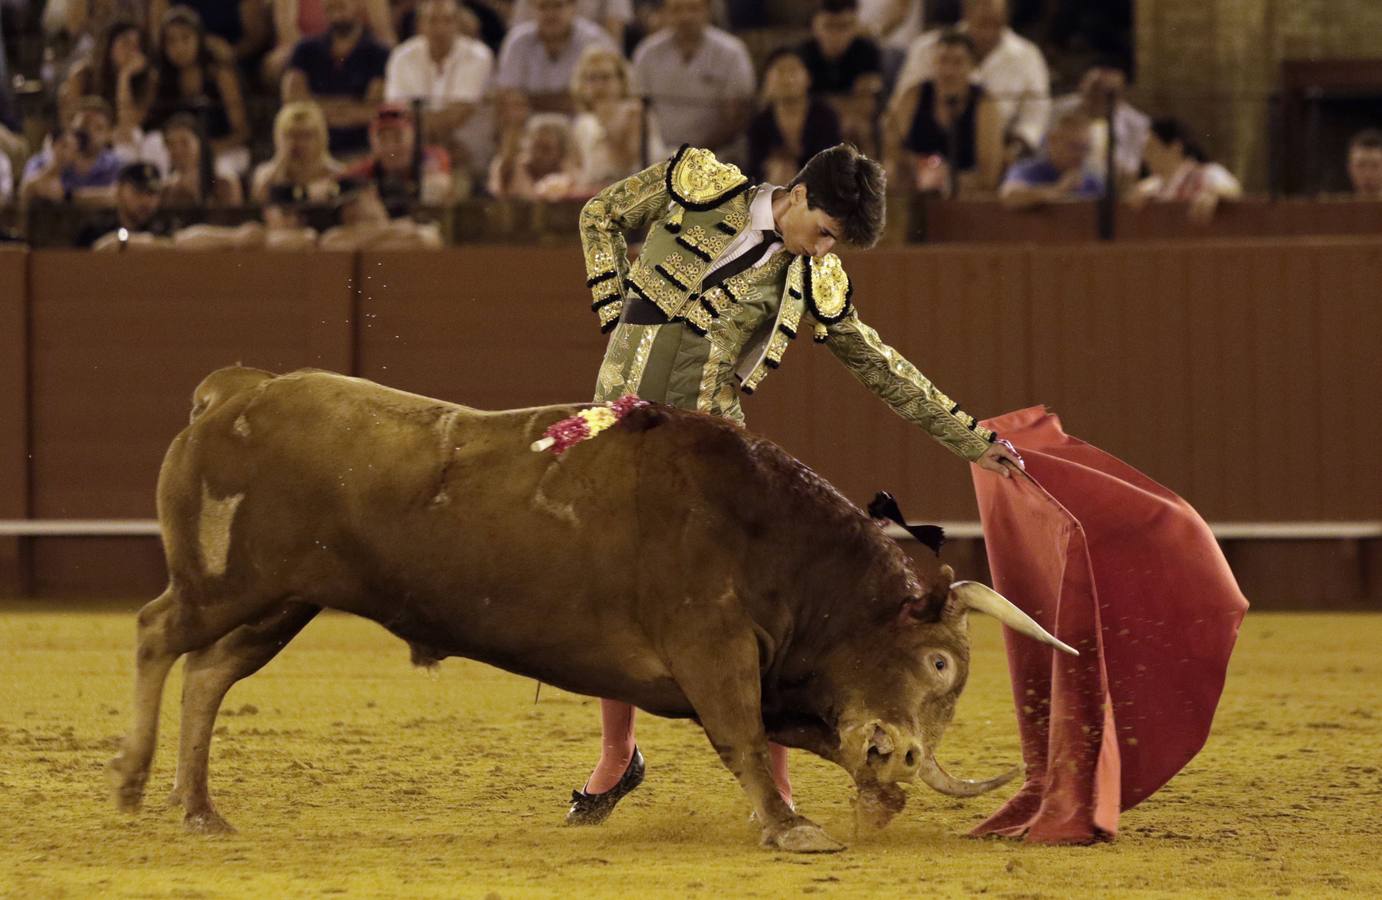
[570,44,666,192]
[887,29,1001,196]
[385,0,495,195]
[262,182,323,249]
[800,0,881,96]
[46,1,150,96]
[511,0,632,46]
[999,108,1102,209]
[59,19,155,145]
[344,104,454,214]
[1346,129,1382,200]
[266,0,395,82]
[148,0,272,68]
[747,48,841,186]
[1130,117,1241,224]
[496,0,615,114]
[20,98,124,208]
[799,0,883,158]
[319,178,443,248]
[160,113,244,207]
[282,0,391,159]
[82,162,169,248]
[631,0,755,162]
[148,6,251,174]
[250,101,344,203]
[891,0,1049,161]
[487,112,582,199]
[1049,61,1148,188]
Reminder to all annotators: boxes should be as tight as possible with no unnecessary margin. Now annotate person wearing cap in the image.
[343,103,453,216]
[78,161,168,249]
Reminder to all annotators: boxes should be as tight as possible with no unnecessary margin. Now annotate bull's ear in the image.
[901,594,946,624]
[868,491,945,556]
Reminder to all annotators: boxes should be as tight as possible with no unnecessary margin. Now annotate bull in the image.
[109,367,1075,852]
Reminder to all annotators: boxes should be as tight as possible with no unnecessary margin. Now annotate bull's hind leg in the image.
[109,588,280,814]
[168,602,321,833]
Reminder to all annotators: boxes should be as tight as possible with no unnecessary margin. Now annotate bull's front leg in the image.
[669,632,844,853]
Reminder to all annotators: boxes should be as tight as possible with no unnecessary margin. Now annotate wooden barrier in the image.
[1,240,1378,603]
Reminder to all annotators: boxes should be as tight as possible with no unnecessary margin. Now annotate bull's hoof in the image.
[762,820,846,854]
[184,809,237,835]
[108,757,147,812]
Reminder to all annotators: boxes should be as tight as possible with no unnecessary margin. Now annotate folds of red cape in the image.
[969,407,1248,844]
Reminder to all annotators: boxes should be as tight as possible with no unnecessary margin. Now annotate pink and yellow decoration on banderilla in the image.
[531,395,649,456]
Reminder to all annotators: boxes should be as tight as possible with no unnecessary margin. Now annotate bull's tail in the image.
[189,365,276,424]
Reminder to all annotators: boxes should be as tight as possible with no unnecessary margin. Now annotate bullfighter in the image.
[569,142,1023,824]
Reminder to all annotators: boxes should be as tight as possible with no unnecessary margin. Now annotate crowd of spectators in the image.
[0,0,1378,249]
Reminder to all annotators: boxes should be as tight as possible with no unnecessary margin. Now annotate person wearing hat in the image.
[78,161,169,249]
[343,103,453,217]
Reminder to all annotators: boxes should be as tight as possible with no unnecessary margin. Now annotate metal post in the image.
[1097,87,1117,241]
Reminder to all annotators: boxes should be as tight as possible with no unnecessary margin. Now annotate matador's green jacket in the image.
[579,145,996,462]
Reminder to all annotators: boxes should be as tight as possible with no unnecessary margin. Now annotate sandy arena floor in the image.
[1,607,1379,898]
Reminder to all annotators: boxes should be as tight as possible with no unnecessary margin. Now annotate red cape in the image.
[970,407,1248,843]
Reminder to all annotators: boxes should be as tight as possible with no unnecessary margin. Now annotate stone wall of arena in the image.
[1,234,1378,607]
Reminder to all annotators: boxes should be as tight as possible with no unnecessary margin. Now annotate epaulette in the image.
[663,145,750,232]
[802,253,853,327]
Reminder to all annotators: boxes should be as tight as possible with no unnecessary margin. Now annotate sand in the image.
[1,607,1379,898]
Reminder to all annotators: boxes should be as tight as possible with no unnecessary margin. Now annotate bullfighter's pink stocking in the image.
[586,698,637,793]
[587,699,795,805]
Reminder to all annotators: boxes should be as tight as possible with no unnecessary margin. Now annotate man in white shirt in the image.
[631,0,755,164]
[385,0,495,183]
[495,0,616,113]
[890,0,1048,157]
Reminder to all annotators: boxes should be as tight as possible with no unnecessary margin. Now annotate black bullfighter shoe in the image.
[565,747,645,826]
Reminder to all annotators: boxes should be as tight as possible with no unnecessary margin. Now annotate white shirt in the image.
[709,183,783,274]
[572,109,669,190]
[385,34,495,175]
[631,27,756,160]
[858,0,925,51]
[896,26,1050,152]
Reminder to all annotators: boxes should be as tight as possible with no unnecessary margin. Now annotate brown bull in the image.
[109,367,1074,852]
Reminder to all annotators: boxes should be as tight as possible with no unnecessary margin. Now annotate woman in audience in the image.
[746,47,841,186]
[59,20,155,144]
[160,113,244,207]
[149,6,251,174]
[1130,117,1242,224]
[886,29,1001,196]
[250,101,342,204]
[569,45,665,194]
[487,112,582,201]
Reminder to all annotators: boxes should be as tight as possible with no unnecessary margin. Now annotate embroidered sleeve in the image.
[579,158,673,332]
[820,310,996,462]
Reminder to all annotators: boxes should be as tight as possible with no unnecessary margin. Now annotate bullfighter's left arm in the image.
[803,256,995,462]
[578,158,673,333]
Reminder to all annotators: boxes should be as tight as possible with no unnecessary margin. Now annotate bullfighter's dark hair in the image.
[787,144,886,249]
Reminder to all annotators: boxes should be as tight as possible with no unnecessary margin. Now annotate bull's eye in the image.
[933,656,947,673]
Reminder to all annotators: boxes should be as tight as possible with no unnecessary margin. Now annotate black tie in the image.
[702,232,777,292]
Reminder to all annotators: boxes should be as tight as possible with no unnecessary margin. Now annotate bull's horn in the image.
[951,581,1079,656]
[918,753,1020,797]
